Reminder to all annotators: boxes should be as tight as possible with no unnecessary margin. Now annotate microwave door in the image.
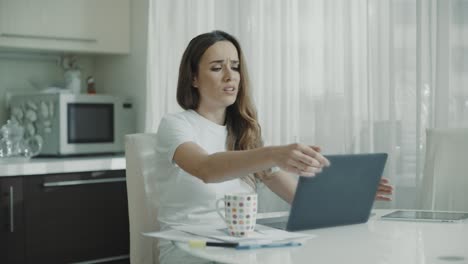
[61,103,116,155]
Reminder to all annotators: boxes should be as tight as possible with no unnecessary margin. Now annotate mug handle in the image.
[215,198,226,222]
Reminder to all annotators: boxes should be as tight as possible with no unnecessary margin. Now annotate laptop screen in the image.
[284,153,388,231]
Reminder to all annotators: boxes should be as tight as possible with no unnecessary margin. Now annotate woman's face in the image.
[193,41,240,111]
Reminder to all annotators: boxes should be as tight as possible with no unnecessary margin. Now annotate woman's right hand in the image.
[272,143,330,177]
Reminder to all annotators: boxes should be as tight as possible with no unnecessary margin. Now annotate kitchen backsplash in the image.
[0,52,94,125]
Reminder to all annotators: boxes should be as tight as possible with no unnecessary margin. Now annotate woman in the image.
[154,30,393,263]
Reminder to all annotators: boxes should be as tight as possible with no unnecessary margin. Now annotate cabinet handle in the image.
[72,254,129,264]
[9,186,14,233]
[0,33,97,43]
[43,177,126,187]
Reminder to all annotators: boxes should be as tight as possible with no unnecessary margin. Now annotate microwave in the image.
[9,93,136,156]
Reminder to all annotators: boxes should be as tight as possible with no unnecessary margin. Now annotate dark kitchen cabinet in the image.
[0,177,26,264]
[0,170,130,264]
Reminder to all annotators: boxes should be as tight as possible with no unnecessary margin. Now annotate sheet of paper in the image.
[172,224,314,243]
[143,229,221,243]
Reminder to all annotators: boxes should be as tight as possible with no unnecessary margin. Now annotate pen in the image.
[235,241,302,250]
[189,240,239,248]
[188,240,302,250]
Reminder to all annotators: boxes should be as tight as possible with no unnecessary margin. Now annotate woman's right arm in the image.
[173,142,329,183]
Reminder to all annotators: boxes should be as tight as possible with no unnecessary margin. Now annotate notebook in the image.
[257,153,388,231]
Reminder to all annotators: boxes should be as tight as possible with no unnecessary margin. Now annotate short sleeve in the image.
[155,114,196,164]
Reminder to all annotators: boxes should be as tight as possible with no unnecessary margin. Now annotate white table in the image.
[176,210,468,264]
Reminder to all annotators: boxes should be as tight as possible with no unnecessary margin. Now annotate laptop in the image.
[257,153,388,231]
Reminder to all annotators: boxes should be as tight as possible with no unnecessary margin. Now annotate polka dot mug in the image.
[216,192,258,237]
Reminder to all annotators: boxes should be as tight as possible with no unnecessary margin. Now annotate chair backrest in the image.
[419,128,468,211]
[125,133,160,264]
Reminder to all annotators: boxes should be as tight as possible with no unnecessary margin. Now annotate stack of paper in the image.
[143,224,314,247]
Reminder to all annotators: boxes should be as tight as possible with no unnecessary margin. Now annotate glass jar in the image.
[0,120,42,162]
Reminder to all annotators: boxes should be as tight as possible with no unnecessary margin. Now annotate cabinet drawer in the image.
[23,170,129,263]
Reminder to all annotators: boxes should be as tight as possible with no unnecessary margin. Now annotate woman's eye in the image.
[231,66,239,71]
[211,67,222,72]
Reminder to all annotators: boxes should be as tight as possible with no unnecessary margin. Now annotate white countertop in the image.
[176,210,468,264]
[0,155,126,177]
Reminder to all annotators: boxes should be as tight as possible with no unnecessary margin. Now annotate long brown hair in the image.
[176,30,266,189]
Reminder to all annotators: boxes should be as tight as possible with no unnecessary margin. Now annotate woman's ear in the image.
[192,77,199,88]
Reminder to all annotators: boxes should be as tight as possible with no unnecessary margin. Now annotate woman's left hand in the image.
[375,178,393,201]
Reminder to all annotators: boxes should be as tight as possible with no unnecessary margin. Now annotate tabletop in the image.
[176,209,468,264]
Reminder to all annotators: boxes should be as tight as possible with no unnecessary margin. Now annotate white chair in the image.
[418,128,468,211]
[125,133,160,264]
[257,182,290,213]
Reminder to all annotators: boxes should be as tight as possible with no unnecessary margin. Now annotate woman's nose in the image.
[224,68,234,82]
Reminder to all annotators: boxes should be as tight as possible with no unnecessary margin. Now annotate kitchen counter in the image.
[0,155,126,177]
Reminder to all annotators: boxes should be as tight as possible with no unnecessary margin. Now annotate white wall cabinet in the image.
[0,0,130,54]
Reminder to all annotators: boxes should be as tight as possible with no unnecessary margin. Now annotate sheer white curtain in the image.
[145,0,301,145]
[365,0,468,208]
[146,0,468,210]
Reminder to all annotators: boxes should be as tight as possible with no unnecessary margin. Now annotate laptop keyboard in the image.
[257,216,288,230]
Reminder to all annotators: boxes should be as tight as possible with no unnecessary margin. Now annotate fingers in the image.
[296,152,322,167]
[378,179,394,195]
[377,185,393,195]
[310,145,321,152]
[375,195,392,201]
[380,178,390,184]
[298,144,330,167]
[286,159,322,176]
[376,178,393,201]
[274,143,329,177]
[290,144,329,177]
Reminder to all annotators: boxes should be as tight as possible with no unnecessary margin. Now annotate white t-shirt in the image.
[154,109,253,231]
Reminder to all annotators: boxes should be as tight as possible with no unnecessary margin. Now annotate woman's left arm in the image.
[261,171,298,204]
